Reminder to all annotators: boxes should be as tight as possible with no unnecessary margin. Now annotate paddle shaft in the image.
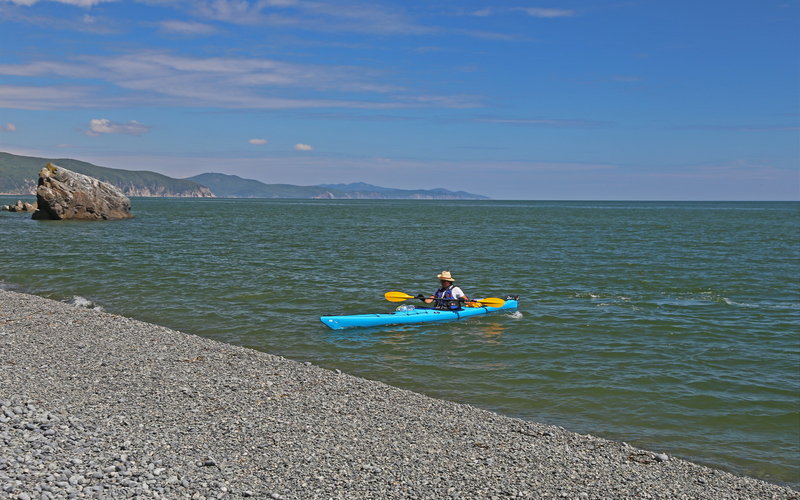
[384,291,505,308]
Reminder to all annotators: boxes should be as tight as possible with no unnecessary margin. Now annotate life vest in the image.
[433,285,461,310]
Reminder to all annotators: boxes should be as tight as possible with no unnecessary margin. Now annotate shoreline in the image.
[1,288,796,499]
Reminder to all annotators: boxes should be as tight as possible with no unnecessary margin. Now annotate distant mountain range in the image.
[0,152,489,200]
[189,174,488,200]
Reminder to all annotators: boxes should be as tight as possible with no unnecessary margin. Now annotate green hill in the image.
[189,173,490,200]
[0,152,489,200]
[0,152,213,197]
[318,182,490,200]
[187,173,341,198]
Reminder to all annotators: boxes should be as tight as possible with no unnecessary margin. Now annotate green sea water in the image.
[1,197,798,487]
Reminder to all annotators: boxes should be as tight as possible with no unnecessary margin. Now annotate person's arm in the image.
[417,293,435,304]
[453,287,469,302]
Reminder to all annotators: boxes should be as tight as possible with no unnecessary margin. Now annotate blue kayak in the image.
[320,297,520,330]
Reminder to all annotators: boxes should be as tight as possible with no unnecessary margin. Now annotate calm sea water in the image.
[1,197,798,487]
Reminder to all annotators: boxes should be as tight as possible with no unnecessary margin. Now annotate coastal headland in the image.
[0,289,796,499]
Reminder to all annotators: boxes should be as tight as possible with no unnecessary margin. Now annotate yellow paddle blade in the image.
[472,297,505,308]
[384,291,415,302]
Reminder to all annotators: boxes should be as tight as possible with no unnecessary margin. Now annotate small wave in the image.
[723,297,800,310]
[723,298,756,308]
[65,295,104,311]
[0,281,23,292]
[508,311,523,319]
[576,292,632,302]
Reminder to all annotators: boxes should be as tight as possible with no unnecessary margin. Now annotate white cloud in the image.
[294,143,313,151]
[0,85,98,110]
[516,8,575,18]
[248,138,268,145]
[85,118,151,136]
[0,123,16,132]
[471,7,576,18]
[159,20,218,35]
[0,5,120,34]
[264,0,298,7]
[475,116,607,128]
[470,8,493,17]
[0,52,478,110]
[3,0,116,6]
[192,0,429,35]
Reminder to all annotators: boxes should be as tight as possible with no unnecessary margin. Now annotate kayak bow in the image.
[320,296,520,330]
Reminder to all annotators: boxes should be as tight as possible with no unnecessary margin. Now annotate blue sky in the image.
[0,0,798,200]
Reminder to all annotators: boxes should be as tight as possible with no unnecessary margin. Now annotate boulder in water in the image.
[2,200,37,212]
[32,163,133,220]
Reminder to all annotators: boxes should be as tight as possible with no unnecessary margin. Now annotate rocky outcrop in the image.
[113,184,215,198]
[32,163,134,220]
[312,191,336,199]
[2,200,37,212]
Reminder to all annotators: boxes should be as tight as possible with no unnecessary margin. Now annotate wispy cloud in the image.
[2,0,116,7]
[0,123,16,132]
[515,8,576,18]
[0,3,120,33]
[0,51,481,110]
[158,20,218,35]
[294,143,313,151]
[84,118,151,136]
[474,116,608,128]
[677,124,800,132]
[190,0,430,35]
[0,85,100,110]
[468,7,577,18]
[248,138,268,145]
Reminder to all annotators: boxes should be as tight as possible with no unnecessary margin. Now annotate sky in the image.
[0,0,798,200]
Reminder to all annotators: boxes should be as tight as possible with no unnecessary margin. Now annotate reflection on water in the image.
[473,321,505,343]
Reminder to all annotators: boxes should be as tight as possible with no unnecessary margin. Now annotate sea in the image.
[1,197,798,488]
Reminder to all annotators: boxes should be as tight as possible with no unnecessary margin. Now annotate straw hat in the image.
[437,271,455,282]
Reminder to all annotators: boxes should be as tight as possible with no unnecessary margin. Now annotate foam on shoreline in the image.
[0,289,796,499]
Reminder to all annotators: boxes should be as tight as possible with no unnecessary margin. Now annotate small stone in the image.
[655,453,669,462]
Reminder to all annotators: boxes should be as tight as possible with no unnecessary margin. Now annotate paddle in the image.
[384,291,505,308]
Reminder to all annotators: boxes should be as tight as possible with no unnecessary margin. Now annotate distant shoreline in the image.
[1,288,796,498]
[3,194,799,202]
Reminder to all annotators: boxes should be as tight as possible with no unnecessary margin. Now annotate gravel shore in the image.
[1,289,796,499]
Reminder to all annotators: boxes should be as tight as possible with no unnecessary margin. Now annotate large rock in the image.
[32,163,134,220]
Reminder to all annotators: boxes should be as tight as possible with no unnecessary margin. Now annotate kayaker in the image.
[420,271,469,310]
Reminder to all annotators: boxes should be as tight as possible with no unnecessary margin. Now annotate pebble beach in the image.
[1,288,797,499]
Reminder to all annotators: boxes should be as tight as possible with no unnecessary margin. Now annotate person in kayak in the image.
[420,271,469,310]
